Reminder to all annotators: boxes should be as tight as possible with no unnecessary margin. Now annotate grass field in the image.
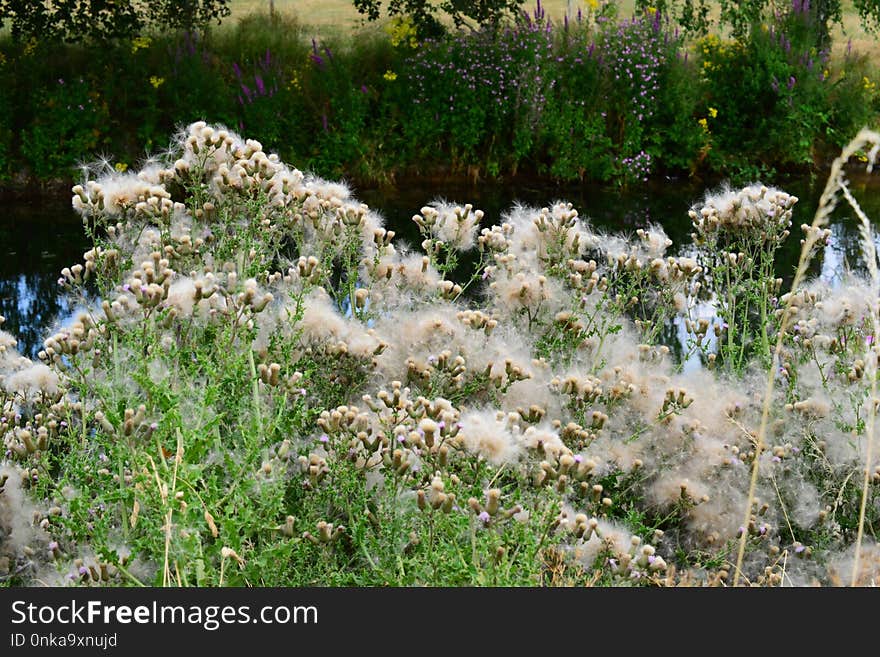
[227,0,879,57]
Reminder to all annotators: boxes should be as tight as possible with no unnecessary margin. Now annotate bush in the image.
[2,122,880,587]
[697,5,876,176]
[0,6,876,186]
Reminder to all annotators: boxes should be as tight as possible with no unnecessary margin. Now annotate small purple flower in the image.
[319,434,329,443]
[478,511,490,523]
[574,455,583,463]
[794,544,806,553]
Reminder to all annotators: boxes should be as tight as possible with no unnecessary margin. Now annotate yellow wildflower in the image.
[863,76,876,92]
[149,76,165,89]
[589,0,599,10]
[131,36,152,54]
[115,162,129,173]
[708,107,718,118]
[698,118,708,131]
[383,70,398,82]
[386,16,418,49]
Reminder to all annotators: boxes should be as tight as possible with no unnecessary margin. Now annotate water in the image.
[2,174,880,359]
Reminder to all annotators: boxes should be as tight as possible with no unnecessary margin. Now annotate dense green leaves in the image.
[0,0,230,42]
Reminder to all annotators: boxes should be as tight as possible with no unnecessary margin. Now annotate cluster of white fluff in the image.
[4,123,879,586]
[413,201,483,252]
[689,184,797,244]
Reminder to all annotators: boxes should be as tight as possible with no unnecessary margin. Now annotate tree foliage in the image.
[0,0,231,42]
[352,0,526,36]
[637,0,880,47]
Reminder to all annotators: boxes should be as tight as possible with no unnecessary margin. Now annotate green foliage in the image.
[642,0,880,46]
[695,4,876,176]
[21,74,111,180]
[0,5,876,186]
[352,0,527,37]
[0,0,230,43]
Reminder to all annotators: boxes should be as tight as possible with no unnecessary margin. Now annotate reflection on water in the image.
[2,174,879,360]
[0,198,91,357]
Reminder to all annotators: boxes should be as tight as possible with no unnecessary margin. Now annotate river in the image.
[2,173,879,362]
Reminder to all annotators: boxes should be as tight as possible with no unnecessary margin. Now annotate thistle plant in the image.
[689,184,797,373]
[2,122,879,588]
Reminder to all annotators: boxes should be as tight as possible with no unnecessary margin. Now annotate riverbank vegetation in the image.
[0,1,878,188]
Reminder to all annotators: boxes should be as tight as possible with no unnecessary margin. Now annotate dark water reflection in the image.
[2,174,880,359]
[0,198,92,357]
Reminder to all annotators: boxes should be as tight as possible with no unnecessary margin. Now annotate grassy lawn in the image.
[228,1,639,29]
[227,0,878,58]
